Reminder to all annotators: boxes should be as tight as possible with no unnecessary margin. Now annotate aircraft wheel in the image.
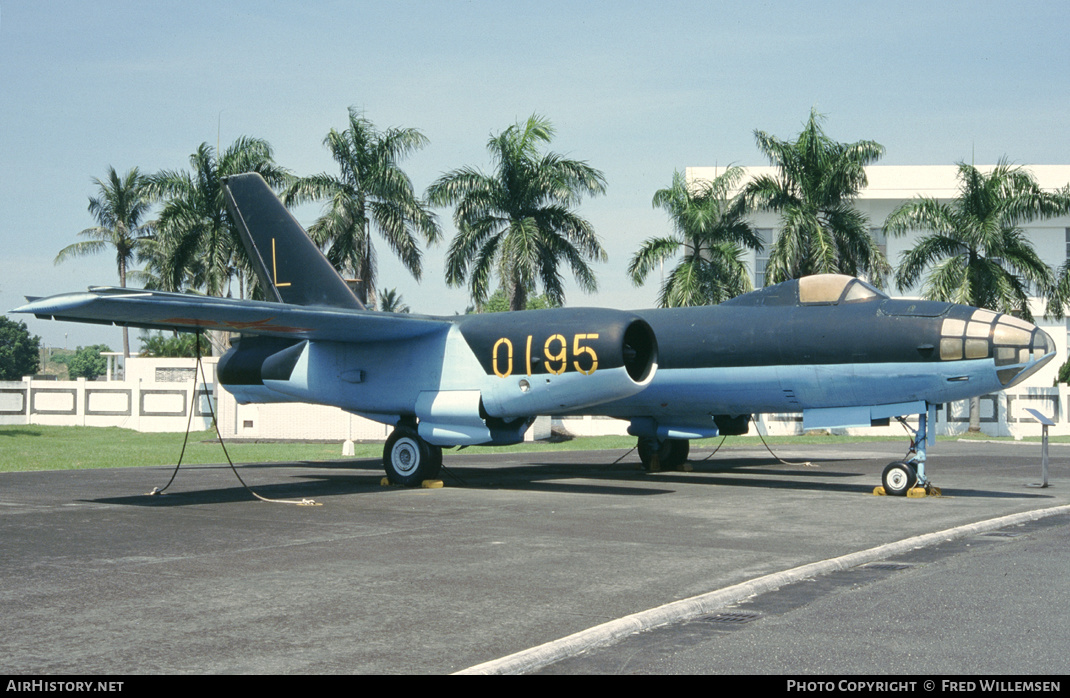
[384,428,436,486]
[881,461,917,496]
[666,439,690,468]
[428,445,443,478]
[637,438,690,471]
[636,439,657,470]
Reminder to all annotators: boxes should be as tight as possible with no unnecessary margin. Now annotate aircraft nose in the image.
[992,319,1056,388]
[939,309,1056,388]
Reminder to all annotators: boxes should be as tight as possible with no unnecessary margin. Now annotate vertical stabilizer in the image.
[223,173,364,309]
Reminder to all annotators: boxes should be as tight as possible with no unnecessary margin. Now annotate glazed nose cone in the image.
[994,321,1056,388]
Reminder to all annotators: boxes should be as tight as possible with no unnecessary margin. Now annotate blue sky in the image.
[2,0,1068,350]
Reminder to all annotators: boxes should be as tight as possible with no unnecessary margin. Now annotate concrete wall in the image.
[214,394,391,442]
[7,372,1065,441]
[212,391,552,443]
[0,357,219,432]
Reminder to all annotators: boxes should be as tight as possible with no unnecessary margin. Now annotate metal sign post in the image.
[1023,408,1053,488]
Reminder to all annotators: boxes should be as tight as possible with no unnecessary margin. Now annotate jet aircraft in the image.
[15,173,1057,495]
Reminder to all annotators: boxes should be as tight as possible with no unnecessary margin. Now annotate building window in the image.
[865,227,890,286]
[870,227,888,261]
[755,228,773,288]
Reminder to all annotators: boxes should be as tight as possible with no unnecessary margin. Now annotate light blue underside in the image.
[596,359,1004,430]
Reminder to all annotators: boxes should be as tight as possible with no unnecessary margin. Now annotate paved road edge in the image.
[455,504,1070,675]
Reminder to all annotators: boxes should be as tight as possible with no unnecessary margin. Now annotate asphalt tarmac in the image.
[1,438,1067,675]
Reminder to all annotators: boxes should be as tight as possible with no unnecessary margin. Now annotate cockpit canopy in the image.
[722,274,887,307]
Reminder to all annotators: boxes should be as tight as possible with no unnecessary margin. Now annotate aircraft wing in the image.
[13,287,452,344]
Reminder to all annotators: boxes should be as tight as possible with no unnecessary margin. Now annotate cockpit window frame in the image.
[841,279,885,304]
[797,275,887,306]
[720,274,889,308]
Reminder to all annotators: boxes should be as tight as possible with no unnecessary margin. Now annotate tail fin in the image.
[223,173,364,310]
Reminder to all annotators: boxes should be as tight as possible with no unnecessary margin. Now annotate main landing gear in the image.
[882,407,937,497]
[637,438,690,472]
[383,425,442,486]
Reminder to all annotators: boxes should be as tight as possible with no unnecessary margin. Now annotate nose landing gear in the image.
[881,460,918,496]
[881,406,939,497]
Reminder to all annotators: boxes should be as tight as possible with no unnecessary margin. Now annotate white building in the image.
[687,164,1070,388]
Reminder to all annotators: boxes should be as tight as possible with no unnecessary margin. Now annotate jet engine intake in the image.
[217,336,303,386]
[216,337,310,405]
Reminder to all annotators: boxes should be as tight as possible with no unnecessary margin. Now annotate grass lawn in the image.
[0,424,1045,473]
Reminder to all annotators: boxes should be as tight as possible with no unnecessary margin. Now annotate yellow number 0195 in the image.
[492,333,600,378]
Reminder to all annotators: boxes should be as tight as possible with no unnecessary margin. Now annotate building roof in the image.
[686,165,1070,200]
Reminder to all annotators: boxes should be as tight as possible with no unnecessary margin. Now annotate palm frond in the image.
[894,161,1064,315]
[433,115,606,309]
[283,111,438,304]
[749,111,885,282]
[633,168,760,305]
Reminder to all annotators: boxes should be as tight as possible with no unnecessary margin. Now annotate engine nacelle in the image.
[217,336,305,404]
[216,310,660,445]
[457,308,659,419]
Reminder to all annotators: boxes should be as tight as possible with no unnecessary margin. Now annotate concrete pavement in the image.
[1,438,1066,674]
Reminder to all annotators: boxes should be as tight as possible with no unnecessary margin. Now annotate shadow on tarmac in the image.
[86,464,386,507]
[82,450,1056,507]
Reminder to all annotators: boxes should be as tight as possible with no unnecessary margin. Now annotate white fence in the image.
[0,357,219,433]
[2,356,1067,440]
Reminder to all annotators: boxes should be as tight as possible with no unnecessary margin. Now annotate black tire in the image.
[428,445,443,478]
[637,438,662,471]
[665,439,690,468]
[882,461,917,496]
[637,438,690,471]
[383,428,436,486]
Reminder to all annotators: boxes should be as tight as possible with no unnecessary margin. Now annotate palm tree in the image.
[477,288,561,313]
[376,287,410,313]
[283,109,440,308]
[745,109,889,285]
[629,168,761,307]
[888,160,1065,322]
[427,114,607,311]
[127,234,206,294]
[887,160,1068,432]
[55,167,153,358]
[147,137,289,299]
